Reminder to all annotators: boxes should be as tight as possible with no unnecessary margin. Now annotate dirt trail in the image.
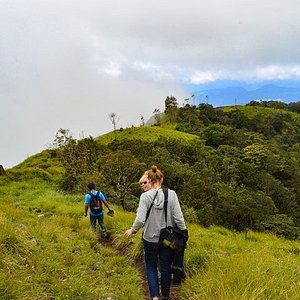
[98,233,181,300]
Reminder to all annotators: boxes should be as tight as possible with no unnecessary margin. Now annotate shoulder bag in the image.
[159,188,188,250]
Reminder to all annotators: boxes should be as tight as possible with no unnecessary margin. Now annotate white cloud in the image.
[253,65,300,81]
[190,71,222,84]
[103,62,122,77]
[187,65,300,84]
[1,0,300,167]
[132,61,175,81]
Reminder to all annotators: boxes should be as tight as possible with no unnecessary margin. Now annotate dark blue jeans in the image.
[90,214,106,232]
[143,239,174,299]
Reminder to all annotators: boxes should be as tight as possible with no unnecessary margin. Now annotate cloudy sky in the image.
[1,0,300,168]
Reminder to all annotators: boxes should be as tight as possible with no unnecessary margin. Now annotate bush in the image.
[124,195,140,212]
[197,204,215,227]
[262,214,300,240]
[182,205,198,223]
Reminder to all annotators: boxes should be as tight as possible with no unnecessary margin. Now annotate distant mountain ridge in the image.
[193,84,300,106]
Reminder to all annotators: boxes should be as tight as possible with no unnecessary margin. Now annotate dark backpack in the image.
[89,192,103,214]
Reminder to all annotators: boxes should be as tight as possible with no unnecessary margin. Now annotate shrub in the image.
[124,195,140,212]
[182,205,198,223]
[262,214,300,240]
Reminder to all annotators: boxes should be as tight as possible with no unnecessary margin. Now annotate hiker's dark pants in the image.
[143,238,174,299]
[90,214,106,232]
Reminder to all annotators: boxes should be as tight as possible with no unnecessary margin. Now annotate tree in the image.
[202,124,233,147]
[164,96,178,123]
[99,150,144,208]
[288,101,300,114]
[52,128,72,149]
[198,103,221,125]
[52,129,101,193]
[109,112,119,138]
[176,105,203,134]
[214,184,277,231]
[242,143,285,174]
[140,114,145,126]
[261,214,300,239]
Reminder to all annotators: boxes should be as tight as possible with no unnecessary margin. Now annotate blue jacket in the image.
[85,191,105,216]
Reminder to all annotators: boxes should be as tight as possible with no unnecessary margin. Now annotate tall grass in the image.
[0,178,143,299]
[104,211,300,300]
[96,126,199,145]
[1,177,299,299]
[180,225,300,300]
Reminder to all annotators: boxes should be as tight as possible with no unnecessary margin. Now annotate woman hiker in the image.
[124,166,187,300]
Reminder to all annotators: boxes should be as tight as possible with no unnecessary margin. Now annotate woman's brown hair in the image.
[147,165,163,185]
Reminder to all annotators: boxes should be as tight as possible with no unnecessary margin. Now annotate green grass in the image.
[180,225,300,300]
[0,178,143,299]
[96,126,199,145]
[1,178,299,299]
[104,209,300,300]
[7,150,64,181]
[222,105,300,121]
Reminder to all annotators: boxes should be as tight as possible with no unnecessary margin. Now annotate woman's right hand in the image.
[124,229,133,238]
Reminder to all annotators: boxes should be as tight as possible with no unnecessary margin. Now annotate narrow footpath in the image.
[99,233,181,300]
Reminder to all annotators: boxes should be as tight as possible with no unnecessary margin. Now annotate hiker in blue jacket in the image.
[84,182,113,237]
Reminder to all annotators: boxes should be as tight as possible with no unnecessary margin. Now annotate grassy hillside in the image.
[5,104,300,239]
[223,105,300,124]
[2,103,300,299]
[7,150,64,181]
[96,126,199,145]
[0,177,299,299]
[6,125,199,178]
[0,178,143,299]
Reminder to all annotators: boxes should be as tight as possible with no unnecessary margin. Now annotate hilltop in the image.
[96,125,199,145]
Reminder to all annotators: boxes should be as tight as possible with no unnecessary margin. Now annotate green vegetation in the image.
[181,225,300,300]
[2,98,300,299]
[0,178,143,300]
[0,178,299,299]
[97,125,198,145]
[8,150,64,182]
[5,99,300,240]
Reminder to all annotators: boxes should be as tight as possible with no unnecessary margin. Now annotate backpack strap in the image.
[162,188,168,227]
[89,191,100,199]
[144,190,158,224]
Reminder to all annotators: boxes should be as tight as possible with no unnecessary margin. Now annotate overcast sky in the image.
[1,0,300,168]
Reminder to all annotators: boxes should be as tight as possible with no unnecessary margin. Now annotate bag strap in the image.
[96,191,102,206]
[144,190,158,224]
[90,191,100,197]
[162,188,168,227]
